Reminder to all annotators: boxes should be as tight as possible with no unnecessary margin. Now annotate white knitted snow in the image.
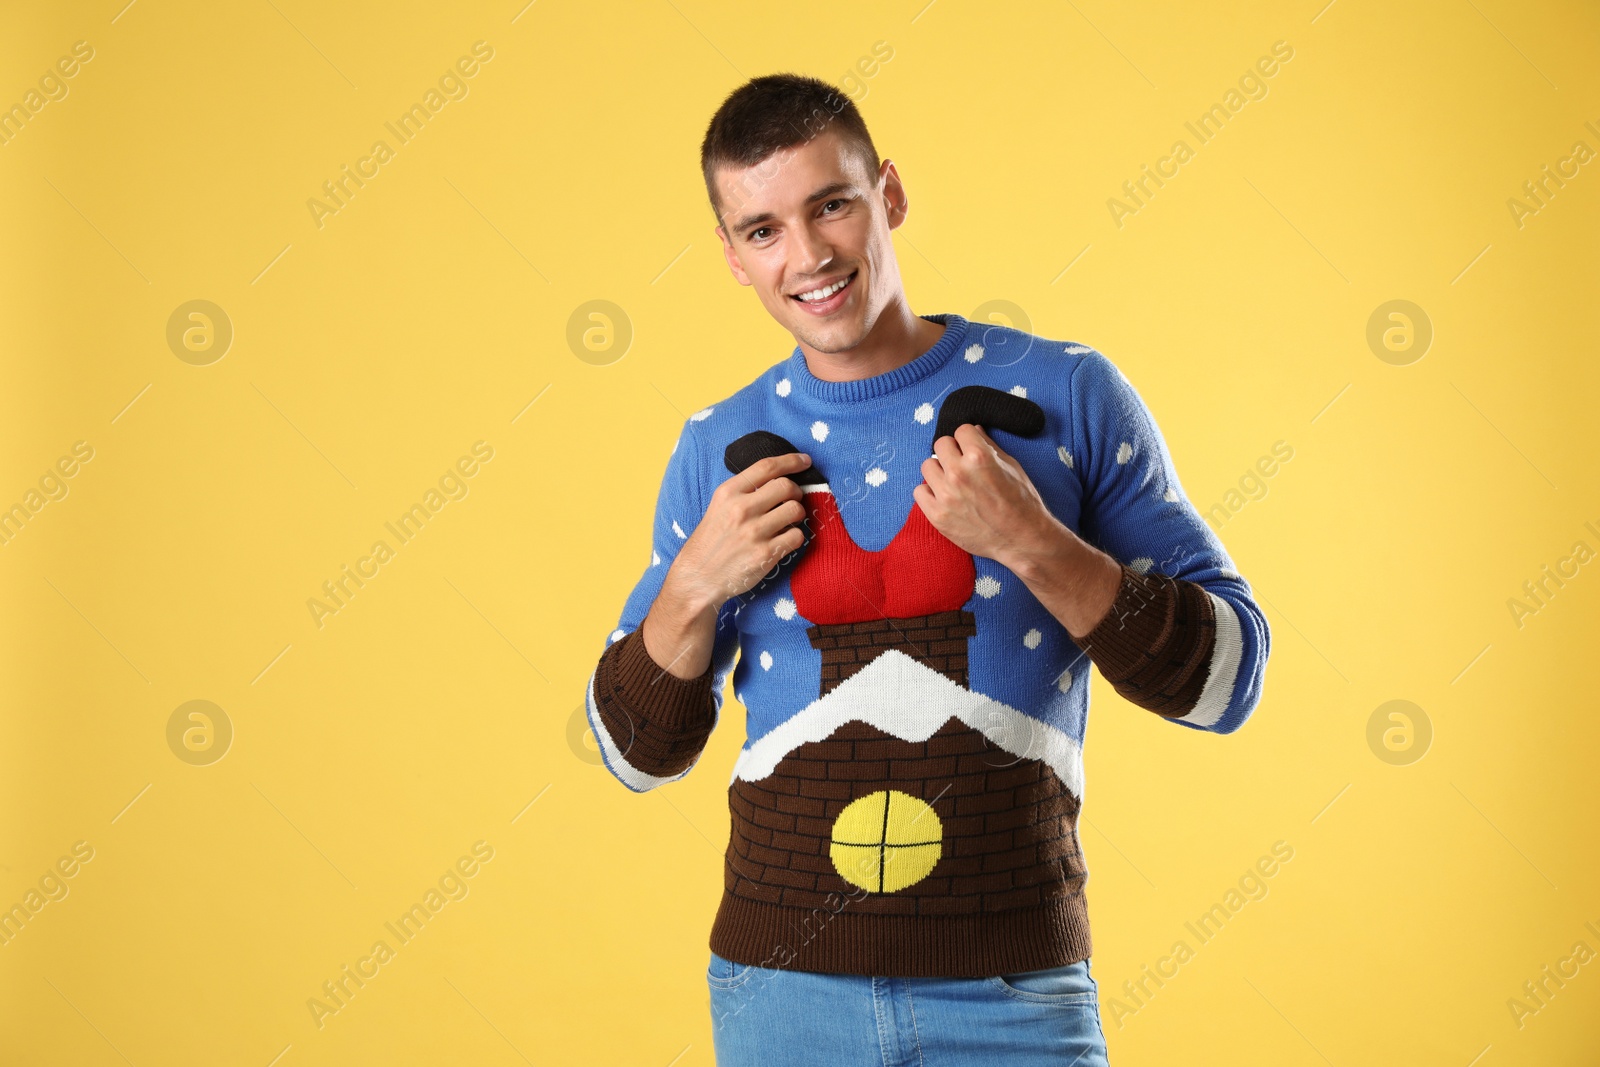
[729,651,1085,799]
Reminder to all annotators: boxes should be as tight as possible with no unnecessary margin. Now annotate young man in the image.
[584,74,1270,1065]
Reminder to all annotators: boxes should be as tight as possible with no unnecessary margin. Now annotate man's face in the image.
[712,128,908,355]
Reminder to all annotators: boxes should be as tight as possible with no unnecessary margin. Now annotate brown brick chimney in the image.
[806,609,978,697]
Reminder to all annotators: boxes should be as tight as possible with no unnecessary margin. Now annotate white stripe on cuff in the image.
[1177,592,1244,728]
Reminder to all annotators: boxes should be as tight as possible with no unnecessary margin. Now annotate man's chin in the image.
[789,312,870,355]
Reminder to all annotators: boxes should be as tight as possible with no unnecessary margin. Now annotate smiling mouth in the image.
[791,269,858,304]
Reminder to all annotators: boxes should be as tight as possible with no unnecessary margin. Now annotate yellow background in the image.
[3,1,1597,1063]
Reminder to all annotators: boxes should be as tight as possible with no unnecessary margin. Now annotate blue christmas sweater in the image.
[585,312,1270,977]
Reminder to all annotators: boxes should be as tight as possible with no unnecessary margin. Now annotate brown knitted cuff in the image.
[1078,564,1218,718]
[591,625,718,776]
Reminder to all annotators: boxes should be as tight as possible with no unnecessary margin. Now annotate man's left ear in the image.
[881,161,911,229]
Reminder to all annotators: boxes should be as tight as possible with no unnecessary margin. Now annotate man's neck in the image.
[797,298,947,383]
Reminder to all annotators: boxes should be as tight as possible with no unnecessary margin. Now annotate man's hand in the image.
[672,451,813,608]
[643,451,812,680]
[914,424,1121,639]
[914,424,1056,565]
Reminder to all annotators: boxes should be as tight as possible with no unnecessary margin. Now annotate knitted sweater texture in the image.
[585,313,1270,977]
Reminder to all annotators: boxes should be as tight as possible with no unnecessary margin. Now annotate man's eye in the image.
[750,227,772,241]
[822,199,845,214]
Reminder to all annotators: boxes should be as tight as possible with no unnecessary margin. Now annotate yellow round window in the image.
[829,789,943,893]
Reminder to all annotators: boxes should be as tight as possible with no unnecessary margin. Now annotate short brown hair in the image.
[700,73,881,225]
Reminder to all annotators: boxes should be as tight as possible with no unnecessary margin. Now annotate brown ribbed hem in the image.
[591,626,716,777]
[707,890,1092,978]
[1079,564,1217,717]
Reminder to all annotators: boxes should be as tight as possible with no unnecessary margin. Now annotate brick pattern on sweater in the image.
[807,611,978,696]
[721,716,1085,917]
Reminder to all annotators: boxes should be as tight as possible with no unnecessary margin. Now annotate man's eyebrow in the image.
[726,181,856,235]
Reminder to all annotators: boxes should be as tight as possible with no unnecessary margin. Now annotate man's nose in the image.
[791,222,835,275]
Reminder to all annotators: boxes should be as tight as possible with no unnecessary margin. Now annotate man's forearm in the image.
[589,561,726,786]
[997,514,1123,639]
[998,511,1219,718]
[640,566,723,681]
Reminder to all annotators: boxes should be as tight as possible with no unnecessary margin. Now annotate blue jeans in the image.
[707,950,1110,1065]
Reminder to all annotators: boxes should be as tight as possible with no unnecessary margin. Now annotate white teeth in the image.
[797,274,852,302]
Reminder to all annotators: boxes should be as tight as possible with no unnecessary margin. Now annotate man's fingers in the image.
[742,469,805,515]
[952,423,996,459]
[751,496,806,539]
[932,432,963,467]
[730,451,812,494]
[770,524,807,558]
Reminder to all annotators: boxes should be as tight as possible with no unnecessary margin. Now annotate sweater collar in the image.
[785,313,969,403]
